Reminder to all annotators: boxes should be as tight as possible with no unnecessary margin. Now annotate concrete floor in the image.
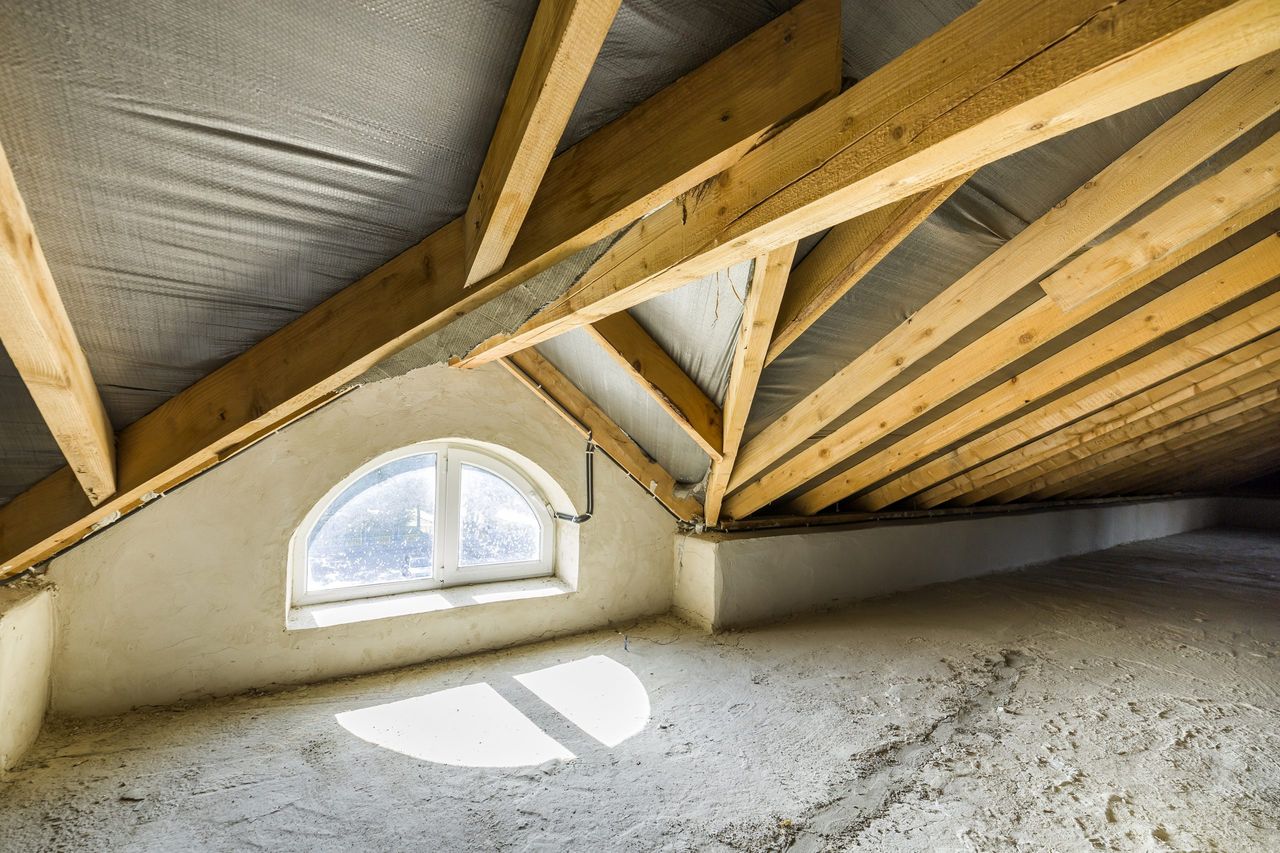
[2,528,1278,851]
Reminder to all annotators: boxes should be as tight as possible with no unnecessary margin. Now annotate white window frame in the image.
[291,442,555,607]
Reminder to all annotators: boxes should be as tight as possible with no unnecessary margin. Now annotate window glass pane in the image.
[307,453,436,590]
[459,463,540,566]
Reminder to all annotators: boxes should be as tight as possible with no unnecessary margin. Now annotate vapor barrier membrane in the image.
[754,108,1280,509]
[0,0,811,506]
[2,0,1265,513]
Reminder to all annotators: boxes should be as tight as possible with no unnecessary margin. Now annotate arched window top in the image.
[292,442,555,605]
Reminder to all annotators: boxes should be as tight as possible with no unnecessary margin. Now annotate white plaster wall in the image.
[0,586,54,772]
[678,497,1223,629]
[46,364,677,717]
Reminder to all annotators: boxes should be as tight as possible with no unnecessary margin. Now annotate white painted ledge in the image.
[287,576,574,630]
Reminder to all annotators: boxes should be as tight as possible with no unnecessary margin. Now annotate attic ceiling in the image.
[1,0,1278,554]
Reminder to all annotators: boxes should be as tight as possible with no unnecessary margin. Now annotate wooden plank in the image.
[705,243,797,525]
[887,294,1280,509]
[726,151,1280,519]
[0,142,115,505]
[764,175,969,365]
[0,4,839,578]
[1059,419,1276,495]
[1108,422,1280,494]
[982,351,1280,503]
[778,232,1280,516]
[499,349,703,521]
[722,59,1280,495]
[585,312,724,459]
[1041,392,1280,499]
[1155,432,1280,492]
[463,0,621,285]
[1047,394,1280,497]
[911,317,1280,508]
[455,0,1280,367]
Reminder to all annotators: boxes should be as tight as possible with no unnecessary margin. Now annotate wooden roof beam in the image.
[928,326,1280,507]
[726,141,1280,518]
[585,312,724,459]
[705,243,797,525]
[781,229,1280,516]
[455,0,1280,368]
[984,351,1280,503]
[463,0,621,285]
[1047,396,1280,499]
[896,293,1280,509]
[724,56,1280,496]
[764,175,968,365]
[0,2,840,577]
[0,142,115,505]
[499,349,702,521]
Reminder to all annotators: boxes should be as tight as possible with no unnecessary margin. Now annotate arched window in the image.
[292,442,555,605]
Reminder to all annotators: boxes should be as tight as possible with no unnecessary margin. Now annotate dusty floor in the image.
[2,528,1279,852]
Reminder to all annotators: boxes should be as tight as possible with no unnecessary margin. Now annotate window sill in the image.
[286,576,573,631]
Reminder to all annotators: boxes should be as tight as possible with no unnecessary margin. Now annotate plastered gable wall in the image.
[45,364,678,717]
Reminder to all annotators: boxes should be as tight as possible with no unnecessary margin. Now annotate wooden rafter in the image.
[499,350,702,521]
[455,0,1280,368]
[725,58,1280,496]
[763,175,969,365]
[781,231,1280,516]
[1043,392,1280,499]
[1150,428,1280,492]
[0,142,115,505]
[704,243,797,525]
[0,3,840,578]
[983,350,1280,503]
[586,313,724,459]
[463,0,621,286]
[726,144,1280,519]
[907,310,1280,509]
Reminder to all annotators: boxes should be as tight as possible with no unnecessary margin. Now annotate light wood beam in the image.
[1157,435,1280,492]
[918,323,1280,507]
[0,4,840,578]
[456,1,1280,367]
[0,142,115,505]
[499,349,702,521]
[889,293,1280,509]
[780,232,1280,516]
[1105,425,1280,494]
[463,0,621,285]
[705,244,797,525]
[727,146,1280,519]
[1061,417,1279,495]
[984,352,1280,502]
[585,312,724,459]
[1045,395,1280,498]
[722,59,1280,495]
[764,175,968,365]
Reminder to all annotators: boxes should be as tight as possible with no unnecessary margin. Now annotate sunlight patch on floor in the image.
[335,655,650,767]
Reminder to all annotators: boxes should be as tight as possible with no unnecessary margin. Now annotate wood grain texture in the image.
[765,175,969,365]
[726,58,1280,495]
[982,349,1280,503]
[704,243,797,525]
[781,233,1280,516]
[586,312,723,459]
[457,0,1280,367]
[463,0,621,285]
[901,295,1280,509]
[499,349,703,521]
[0,141,115,505]
[726,146,1280,519]
[0,4,838,577]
